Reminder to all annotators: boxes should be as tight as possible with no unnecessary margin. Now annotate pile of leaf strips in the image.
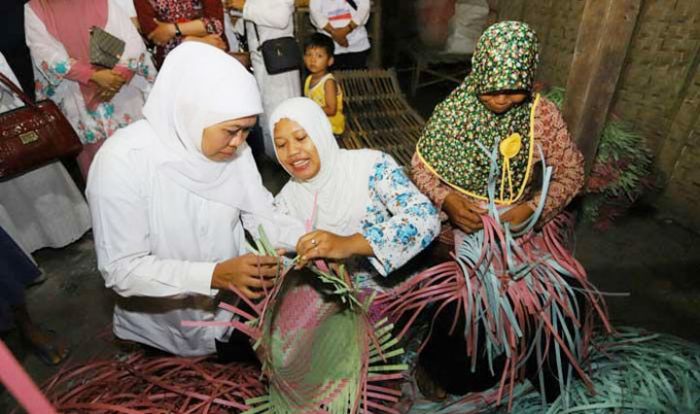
[483,327,700,413]
[408,328,700,414]
[33,353,264,413]
[545,87,654,229]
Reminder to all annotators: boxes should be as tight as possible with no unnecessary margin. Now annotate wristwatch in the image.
[174,22,182,38]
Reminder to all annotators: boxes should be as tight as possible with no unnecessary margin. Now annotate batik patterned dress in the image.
[383,21,611,406]
[412,96,585,242]
[134,0,225,67]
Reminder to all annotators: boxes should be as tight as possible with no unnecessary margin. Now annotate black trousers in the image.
[332,50,370,71]
[418,277,588,402]
[0,227,41,331]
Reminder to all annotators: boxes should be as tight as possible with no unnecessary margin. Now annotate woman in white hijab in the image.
[86,42,304,357]
[271,97,440,290]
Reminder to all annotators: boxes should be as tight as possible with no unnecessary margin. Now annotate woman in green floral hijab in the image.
[403,21,604,403]
[416,20,546,232]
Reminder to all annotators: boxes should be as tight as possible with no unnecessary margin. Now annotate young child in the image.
[303,33,345,136]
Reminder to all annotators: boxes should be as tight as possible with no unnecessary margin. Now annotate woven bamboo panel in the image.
[491,0,526,21]
[657,61,700,229]
[611,0,700,155]
[519,0,554,41]
[334,69,425,166]
[658,63,700,175]
[493,0,585,87]
[538,0,585,87]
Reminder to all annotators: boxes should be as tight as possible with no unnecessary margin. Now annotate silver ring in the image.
[311,239,317,246]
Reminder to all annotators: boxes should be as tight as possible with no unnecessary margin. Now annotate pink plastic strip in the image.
[0,340,57,414]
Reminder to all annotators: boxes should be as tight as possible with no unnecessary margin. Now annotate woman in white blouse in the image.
[86,42,304,357]
[224,0,301,159]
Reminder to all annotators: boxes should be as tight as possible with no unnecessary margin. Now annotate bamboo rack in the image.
[334,69,425,167]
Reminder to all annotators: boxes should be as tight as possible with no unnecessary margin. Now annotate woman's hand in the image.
[91,69,126,102]
[211,253,281,299]
[331,27,350,47]
[442,192,487,234]
[91,69,125,91]
[148,19,176,45]
[499,203,534,227]
[323,24,349,48]
[295,230,372,268]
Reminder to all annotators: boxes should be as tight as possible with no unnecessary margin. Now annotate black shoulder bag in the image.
[250,22,302,75]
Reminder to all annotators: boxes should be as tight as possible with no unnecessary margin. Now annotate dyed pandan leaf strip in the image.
[0,340,57,414]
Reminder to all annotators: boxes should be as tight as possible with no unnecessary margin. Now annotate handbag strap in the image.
[247,20,263,51]
[0,72,37,109]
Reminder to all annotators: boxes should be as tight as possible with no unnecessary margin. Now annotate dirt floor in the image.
[2,71,699,412]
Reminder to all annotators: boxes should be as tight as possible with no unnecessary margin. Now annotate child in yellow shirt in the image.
[303,33,345,136]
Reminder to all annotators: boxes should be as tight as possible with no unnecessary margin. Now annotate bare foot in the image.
[415,363,448,401]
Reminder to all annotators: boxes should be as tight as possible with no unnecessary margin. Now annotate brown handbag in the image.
[0,72,83,180]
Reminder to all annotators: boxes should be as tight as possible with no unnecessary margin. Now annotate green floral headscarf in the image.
[416,21,541,204]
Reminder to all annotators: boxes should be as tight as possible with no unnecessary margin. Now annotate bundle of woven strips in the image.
[375,144,613,411]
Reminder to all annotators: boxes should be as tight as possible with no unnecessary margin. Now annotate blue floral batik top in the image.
[275,152,440,292]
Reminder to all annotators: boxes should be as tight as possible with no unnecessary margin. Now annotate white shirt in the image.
[310,0,371,54]
[241,0,301,159]
[243,0,295,47]
[87,124,303,356]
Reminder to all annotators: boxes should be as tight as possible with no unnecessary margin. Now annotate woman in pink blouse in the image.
[25,0,156,178]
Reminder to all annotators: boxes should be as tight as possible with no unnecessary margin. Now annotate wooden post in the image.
[562,0,642,174]
[368,1,382,68]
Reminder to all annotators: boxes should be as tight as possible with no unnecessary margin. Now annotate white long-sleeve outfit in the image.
[310,0,370,55]
[88,126,302,356]
[87,43,304,356]
[242,0,300,158]
[0,52,91,256]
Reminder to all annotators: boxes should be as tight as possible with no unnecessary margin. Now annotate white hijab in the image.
[142,42,272,216]
[270,98,379,236]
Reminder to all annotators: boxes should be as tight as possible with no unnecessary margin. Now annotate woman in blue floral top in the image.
[271,97,440,291]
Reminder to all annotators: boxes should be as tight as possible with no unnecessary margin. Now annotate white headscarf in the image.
[270,97,380,236]
[142,42,272,215]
